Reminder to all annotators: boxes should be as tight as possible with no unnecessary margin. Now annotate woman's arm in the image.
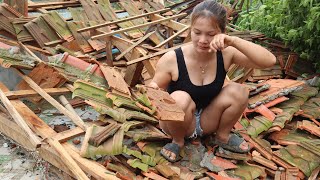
[210,34,276,69]
[149,51,175,90]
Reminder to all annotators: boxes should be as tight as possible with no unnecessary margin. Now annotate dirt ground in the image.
[0,135,60,180]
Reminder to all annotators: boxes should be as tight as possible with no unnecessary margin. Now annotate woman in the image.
[149,0,276,162]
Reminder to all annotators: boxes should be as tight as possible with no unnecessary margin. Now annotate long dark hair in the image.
[191,0,227,32]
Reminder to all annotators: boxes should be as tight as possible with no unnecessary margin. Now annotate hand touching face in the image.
[209,34,236,52]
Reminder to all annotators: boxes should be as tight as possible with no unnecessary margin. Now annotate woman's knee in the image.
[223,83,249,105]
[170,91,196,111]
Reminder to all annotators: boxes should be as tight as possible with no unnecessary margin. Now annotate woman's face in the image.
[191,17,222,53]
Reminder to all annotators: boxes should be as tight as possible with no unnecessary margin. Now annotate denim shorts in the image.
[188,109,204,139]
[161,109,204,139]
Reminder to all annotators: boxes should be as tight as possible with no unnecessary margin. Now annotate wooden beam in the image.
[0,88,41,149]
[15,69,87,130]
[115,31,155,61]
[0,37,51,55]
[0,83,117,179]
[91,13,187,39]
[52,127,84,143]
[59,95,78,116]
[149,14,187,31]
[155,25,190,48]
[0,113,35,150]
[78,8,170,33]
[5,87,70,100]
[126,42,188,65]
[47,138,89,180]
[28,1,80,9]
[18,42,43,63]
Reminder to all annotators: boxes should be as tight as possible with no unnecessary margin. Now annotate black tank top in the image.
[167,47,227,109]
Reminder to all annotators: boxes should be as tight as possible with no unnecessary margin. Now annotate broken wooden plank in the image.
[78,8,170,33]
[0,113,35,150]
[0,37,50,55]
[4,0,28,16]
[0,83,116,179]
[5,87,70,100]
[91,13,187,39]
[15,68,87,130]
[149,14,187,31]
[53,127,84,143]
[0,87,41,148]
[155,25,190,48]
[47,138,89,180]
[24,16,61,48]
[16,62,67,103]
[115,31,155,61]
[18,42,43,63]
[127,42,187,65]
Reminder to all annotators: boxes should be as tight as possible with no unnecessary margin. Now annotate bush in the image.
[236,0,320,71]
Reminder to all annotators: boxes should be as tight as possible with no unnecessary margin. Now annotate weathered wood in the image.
[91,13,187,39]
[63,143,119,180]
[5,87,70,100]
[0,86,41,148]
[115,31,155,61]
[111,36,157,78]
[0,37,50,55]
[124,50,144,87]
[52,127,84,143]
[18,42,43,63]
[47,138,89,180]
[149,14,187,31]
[0,83,116,179]
[39,144,75,177]
[4,0,28,17]
[15,69,87,130]
[155,25,190,48]
[0,113,35,150]
[59,95,78,116]
[78,8,169,33]
[127,42,187,65]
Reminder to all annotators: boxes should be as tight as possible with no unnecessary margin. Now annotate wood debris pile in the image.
[0,0,318,180]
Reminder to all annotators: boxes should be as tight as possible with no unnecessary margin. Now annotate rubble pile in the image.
[0,0,318,179]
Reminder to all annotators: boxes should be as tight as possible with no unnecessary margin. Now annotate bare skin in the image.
[150,17,276,161]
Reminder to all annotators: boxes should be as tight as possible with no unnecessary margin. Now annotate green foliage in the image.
[236,0,320,70]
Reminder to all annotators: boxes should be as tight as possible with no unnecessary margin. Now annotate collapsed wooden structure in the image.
[0,0,319,180]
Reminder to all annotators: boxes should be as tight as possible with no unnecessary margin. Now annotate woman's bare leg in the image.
[159,91,196,160]
[200,83,249,151]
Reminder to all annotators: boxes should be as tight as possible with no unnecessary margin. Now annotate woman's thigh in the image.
[200,83,249,134]
[159,90,197,136]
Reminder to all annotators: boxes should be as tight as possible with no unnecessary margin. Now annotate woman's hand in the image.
[209,34,237,52]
